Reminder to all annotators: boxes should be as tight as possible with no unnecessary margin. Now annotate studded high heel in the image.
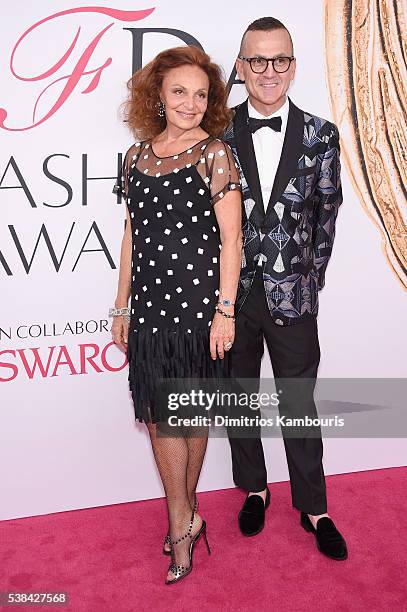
[165,507,211,585]
[162,496,198,556]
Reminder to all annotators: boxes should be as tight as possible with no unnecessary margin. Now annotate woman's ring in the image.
[224,341,233,350]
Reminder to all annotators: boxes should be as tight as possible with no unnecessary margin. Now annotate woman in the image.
[111,46,242,584]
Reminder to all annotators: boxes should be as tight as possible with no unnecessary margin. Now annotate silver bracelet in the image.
[109,307,130,320]
[217,299,235,307]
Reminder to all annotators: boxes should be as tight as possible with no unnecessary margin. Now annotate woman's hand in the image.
[210,312,235,360]
[111,315,129,352]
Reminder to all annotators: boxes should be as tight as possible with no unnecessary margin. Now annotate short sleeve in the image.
[200,140,241,205]
[112,142,142,200]
[112,153,128,200]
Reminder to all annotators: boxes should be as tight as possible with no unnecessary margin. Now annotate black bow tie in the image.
[248,116,282,134]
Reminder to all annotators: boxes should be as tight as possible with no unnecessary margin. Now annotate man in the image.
[224,17,347,560]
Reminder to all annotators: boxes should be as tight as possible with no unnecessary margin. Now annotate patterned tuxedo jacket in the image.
[224,97,343,326]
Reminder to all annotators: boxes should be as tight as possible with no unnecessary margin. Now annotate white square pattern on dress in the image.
[122,137,240,339]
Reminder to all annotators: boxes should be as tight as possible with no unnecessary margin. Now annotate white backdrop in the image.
[1,1,406,520]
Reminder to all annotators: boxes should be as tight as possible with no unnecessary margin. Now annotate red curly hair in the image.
[122,46,232,139]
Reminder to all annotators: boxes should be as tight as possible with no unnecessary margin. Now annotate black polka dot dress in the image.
[114,137,241,422]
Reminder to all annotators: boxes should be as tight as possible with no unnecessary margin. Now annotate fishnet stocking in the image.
[146,423,208,578]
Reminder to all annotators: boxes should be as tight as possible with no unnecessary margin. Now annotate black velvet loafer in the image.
[238,488,271,536]
[300,513,348,560]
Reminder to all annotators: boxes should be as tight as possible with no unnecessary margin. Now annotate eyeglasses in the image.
[238,55,295,74]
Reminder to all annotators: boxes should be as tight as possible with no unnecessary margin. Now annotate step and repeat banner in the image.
[1,1,406,519]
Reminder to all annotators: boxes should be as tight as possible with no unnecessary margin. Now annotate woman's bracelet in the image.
[109,307,130,321]
[217,298,235,307]
[215,305,235,320]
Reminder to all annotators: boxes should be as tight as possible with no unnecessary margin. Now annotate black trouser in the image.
[227,269,327,514]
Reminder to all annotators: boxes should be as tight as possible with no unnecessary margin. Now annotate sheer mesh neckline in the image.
[122,137,242,204]
[148,136,212,160]
[132,136,223,180]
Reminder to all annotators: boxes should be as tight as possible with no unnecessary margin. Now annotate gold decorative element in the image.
[324,0,407,288]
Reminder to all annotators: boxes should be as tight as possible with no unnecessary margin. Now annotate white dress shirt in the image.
[248,97,290,213]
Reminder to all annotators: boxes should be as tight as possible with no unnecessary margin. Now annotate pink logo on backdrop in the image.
[0,342,128,381]
[0,6,155,132]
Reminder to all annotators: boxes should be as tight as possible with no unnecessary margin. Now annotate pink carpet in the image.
[1,467,406,611]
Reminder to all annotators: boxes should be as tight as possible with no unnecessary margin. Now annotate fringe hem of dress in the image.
[127,326,231,423]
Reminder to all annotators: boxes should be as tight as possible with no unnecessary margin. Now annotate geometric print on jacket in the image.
[224,97,343,325]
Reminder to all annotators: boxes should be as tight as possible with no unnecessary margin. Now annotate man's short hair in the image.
[240,17,294,55]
